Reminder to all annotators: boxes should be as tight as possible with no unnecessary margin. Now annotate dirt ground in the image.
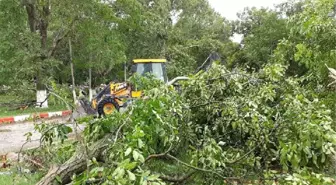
[0,117,84,155]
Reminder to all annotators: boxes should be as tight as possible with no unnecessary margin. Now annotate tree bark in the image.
[24,2,36,32]
[24,0,51,108]
[36,135,111,185]
[160,171,195,183]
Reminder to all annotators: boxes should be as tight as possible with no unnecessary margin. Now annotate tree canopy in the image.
[0,0,335,184]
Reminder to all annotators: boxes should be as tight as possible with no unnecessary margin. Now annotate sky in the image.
[208,0,286,42]
[208,0,286,21]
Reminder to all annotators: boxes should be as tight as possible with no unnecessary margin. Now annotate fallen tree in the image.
[37,134,111,185]
[36,64,336,185]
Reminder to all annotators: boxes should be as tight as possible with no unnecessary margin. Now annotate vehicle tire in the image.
[97,98,120,117]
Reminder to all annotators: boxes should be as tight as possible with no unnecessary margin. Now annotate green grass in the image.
[0,94,67,117]
[0,172,42,185]
[0,105,67,117]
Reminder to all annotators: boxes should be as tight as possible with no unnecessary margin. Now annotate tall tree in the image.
[273,0,336,83]
[232,7,289,70]
[0,0,248,102]
[23,0,54,107]
[0,0,33,88]
[167,0,232,77]
[0,0,81,106]
[272,0,336,114]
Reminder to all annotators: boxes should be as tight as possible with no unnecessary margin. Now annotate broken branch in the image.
[48,18,77,58]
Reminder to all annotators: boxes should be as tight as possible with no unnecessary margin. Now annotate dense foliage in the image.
[0,0,335,184]
[69,63,335,184]
[0,0,231,89]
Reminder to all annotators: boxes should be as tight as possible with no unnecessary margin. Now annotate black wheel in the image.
[97,98,120,117]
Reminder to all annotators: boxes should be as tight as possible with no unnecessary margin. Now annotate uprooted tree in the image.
[35,63,336,185]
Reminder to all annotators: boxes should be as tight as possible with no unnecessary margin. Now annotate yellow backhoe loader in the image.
[80,58,182,117]
[79,53,220,117]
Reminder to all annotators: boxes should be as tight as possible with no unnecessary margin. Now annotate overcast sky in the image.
[207,0,286,42]
[208,0,286,20]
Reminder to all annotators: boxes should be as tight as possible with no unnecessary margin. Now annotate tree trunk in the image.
[69,38,77,104]
[36,135,111,185]
[37,153,87,185]
[25,1,51,108]
[25,3,36,32]
[36,89,48,108]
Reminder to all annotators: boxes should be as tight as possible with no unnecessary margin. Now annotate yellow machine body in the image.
[91,59,167,116]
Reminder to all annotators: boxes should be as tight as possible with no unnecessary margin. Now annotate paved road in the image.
[0,117,84,155]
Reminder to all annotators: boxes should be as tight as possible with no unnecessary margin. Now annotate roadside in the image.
[0,105,67,118]
[0,100,88,154]
[0,110,72,124]
[0,117,84,185]
[0,116,84,155]
[0,94,68,118]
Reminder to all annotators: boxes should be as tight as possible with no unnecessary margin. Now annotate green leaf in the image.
[139,154,145,163]
[127,170,136,181]
[138,139,144,148]
[321,153,325,163]
[133,150,139,161]
[141,180,148,185]
[56,175,62,183]
[147,174,160,181]
[125,147,132,156]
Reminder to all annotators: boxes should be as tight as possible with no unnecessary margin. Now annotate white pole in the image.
[69,38,77,104]
[89,67,92,101]
[124,60,127,81]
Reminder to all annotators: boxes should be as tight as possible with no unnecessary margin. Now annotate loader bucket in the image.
[73,98,97,119]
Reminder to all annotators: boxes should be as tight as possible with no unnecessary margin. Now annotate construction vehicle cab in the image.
[131,59,168,83]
